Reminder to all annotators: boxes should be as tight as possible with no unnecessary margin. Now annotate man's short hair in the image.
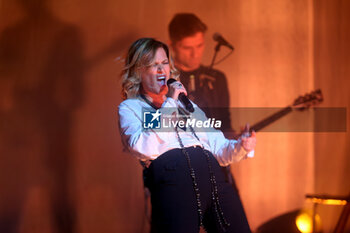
[168,13,207,43]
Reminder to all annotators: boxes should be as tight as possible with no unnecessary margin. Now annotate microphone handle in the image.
[167,78,194,112]
[179,93,194,113]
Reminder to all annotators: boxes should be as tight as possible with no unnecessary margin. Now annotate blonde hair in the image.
[121,38,178,99]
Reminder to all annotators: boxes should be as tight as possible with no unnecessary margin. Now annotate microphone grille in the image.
[167,78,177,86]
[213,32,221,40]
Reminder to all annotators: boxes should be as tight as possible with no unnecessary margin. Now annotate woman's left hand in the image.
[241,131,256,152]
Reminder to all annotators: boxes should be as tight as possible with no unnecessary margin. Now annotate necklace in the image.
[175,123,230,232]
[140,94,160,110]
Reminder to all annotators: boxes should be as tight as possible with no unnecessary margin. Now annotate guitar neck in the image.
[250,106,293,132]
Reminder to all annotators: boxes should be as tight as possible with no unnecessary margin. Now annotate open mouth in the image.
[156,75,166,86]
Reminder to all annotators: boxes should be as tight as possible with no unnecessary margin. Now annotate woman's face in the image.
[141,47,170,97]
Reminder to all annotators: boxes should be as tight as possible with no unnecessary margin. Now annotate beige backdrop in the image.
[0,0,349,232]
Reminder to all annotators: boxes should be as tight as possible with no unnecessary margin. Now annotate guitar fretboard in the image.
[250,106,293,132]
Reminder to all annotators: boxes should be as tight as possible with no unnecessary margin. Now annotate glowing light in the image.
[296,212,312,233]
[295,210,322,233]
[309,198,347,206]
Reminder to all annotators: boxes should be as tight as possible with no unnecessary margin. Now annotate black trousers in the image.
[144,147,251,233]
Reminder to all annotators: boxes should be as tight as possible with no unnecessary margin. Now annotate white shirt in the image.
[118,96,254,166]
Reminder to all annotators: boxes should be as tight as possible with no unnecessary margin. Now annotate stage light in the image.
[257,194,348,233]
[295,209,322,233]
[256,209,322,233]
[307,197,347,206]
[296,212,312,232]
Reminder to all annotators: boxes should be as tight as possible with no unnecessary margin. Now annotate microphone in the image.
[213,33,234,50]
[167,78,194,113]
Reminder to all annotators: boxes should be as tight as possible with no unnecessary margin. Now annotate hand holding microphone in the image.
[167,78,194,112]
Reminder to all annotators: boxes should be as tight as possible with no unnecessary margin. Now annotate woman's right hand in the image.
[166,80,188,101]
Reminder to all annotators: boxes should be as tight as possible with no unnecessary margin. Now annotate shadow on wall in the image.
[0,0,134,232]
